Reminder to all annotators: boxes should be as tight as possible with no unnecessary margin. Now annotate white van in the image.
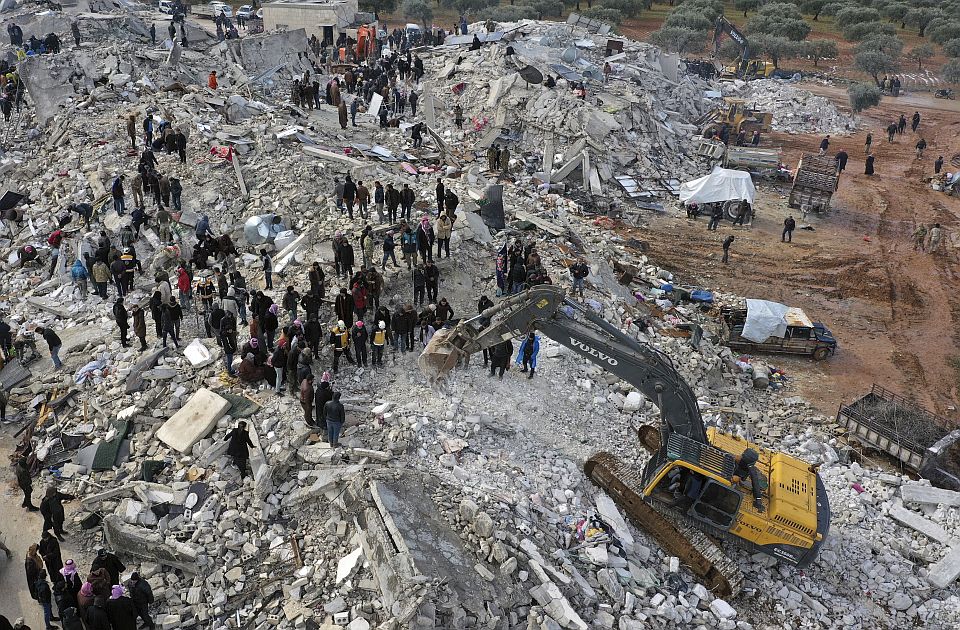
[158,0,173,14]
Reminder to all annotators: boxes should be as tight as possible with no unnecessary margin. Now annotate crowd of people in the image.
[8,439,155,630]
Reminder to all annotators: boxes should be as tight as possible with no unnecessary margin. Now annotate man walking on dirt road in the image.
[928,223,943,253]
[911,111,920,132]
[887,123,897,142]
[782,216,796,243]
[913,224,928,251]
[722,235,734,264]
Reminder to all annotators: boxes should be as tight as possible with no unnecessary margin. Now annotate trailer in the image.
[788,153,838,212]
[723,146,783,178]
[838,384,960,491]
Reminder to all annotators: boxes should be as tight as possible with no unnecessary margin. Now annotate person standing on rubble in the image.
[342,175,357,219]
[386,183,401,223]
[338,98,348,129]
[356,181,370,219]
[323,392,346,447]
[454,104,464,129]
[131,304,148,351]
[113,299,130,347]
[111,175,126,216]
[516,332,539,379]
[333,177,344,212]
[570,259,588,297]
[400,184,415,222]
[71,21,81,47]
[300,372,315,425]
[373,181,385,222]
[259,249,273,290]
[721,235,735,264]
[225,421,254,479]
[208,71,218,90]
[125,114,137,151]
[34,326,63,370]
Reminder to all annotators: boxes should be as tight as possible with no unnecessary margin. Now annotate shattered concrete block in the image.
[156,388,230,453]
[927,547,960,589]
[336,547,364,584]
[710,599,737,620]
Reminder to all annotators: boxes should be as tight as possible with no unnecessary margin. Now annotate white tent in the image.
[679,167,756,205]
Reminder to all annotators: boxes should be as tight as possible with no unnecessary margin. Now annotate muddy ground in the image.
[627,86,960,419]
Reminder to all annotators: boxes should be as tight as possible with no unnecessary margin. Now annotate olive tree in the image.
[854,49,899,86]
[848,83,882,112]
[908,43,935,68]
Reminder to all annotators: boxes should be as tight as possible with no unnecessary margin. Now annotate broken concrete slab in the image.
[18,55,77,125]
[889,503,955,545]
[156,388,230,453]
[103,514,201,573]
[901,484,960,508]
[282,465,364,507]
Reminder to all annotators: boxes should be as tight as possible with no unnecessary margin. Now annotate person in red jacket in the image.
[176,264,192,310]
[351,281,368,322]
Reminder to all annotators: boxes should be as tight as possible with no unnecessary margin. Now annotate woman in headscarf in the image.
[87,566,111,596]
[77,581,96,613]
[225,421,254,479]
[24,544,43,600]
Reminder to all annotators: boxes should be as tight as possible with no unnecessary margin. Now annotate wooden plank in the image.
[302,145,365,167]
[232,149,248,199]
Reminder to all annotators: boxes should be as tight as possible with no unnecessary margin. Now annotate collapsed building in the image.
[0,3,959,630]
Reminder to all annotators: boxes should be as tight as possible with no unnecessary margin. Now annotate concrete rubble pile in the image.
[2,5,960,630]
[418,19,712,202]
[724,78,860,136]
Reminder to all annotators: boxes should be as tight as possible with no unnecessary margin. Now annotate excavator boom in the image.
[420,285,706,443]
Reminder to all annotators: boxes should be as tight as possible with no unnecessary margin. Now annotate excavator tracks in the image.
[584,452,744,598]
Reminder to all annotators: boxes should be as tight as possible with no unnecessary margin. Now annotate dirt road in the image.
[634,88,960,417]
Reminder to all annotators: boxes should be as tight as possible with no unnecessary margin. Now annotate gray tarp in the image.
[742,299,789,343]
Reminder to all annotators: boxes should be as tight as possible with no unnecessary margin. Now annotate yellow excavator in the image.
[714,16,776,81]
[420,286,830,597]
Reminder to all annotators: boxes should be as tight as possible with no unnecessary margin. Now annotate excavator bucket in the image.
[418,328,461,381]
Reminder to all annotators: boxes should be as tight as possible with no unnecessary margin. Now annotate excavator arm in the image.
[714,16,750,77]
[419,285,707,444]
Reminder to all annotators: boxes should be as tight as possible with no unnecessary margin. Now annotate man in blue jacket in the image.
[516,332,539,379]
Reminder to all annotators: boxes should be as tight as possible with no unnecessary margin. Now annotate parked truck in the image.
[190,1,231,19]
[838,384,960,491]
[720,302,837,360]
[788,153,838,212]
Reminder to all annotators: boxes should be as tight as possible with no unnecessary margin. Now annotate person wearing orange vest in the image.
[328,320,354,373]
[371,320,389,367]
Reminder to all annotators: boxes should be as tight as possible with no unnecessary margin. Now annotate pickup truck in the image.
[838,384,960,491]
[720,302,837,361]
[191,2,231,19]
